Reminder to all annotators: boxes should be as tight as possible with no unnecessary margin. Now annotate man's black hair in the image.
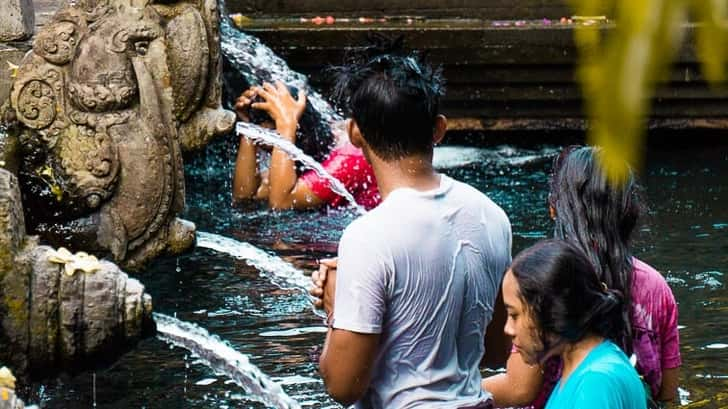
[330,44,445,161]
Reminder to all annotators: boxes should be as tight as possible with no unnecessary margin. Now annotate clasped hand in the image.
[310,258,337,320]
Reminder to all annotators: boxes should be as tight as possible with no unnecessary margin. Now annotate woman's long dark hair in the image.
[548,146,641,354]
[511,239,628,359]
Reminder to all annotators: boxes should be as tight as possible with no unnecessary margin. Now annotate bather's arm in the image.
[658,363,679,402]
[232,135,263,202]
[254,82,324,210]
[232,90,265,203]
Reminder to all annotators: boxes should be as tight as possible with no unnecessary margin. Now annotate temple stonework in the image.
[4,0,235,270]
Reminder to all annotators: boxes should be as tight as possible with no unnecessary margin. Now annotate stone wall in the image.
[0,0,34,42]
[228,0,571,19]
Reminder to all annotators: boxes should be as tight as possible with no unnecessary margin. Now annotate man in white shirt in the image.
[311,51,512,408]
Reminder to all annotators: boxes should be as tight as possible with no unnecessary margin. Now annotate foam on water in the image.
[154,313,301,409]
[433,145,561,169]
[259,327,328,337]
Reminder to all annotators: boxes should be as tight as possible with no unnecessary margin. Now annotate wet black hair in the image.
[330,39,445,161]
[548,145,642,354]
[510,239,628,360]
[221,57,333,164]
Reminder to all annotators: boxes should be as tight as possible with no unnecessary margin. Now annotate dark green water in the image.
[26,136,727,408]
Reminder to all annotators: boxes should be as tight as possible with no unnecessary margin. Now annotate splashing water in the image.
[154,313,302,409]
[218,3,341,125]
[196,231,311,291]
[196,231,327,320]
[433,146,561,169]
[236,122,367,214]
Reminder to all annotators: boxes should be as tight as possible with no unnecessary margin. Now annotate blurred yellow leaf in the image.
[691,0,728,83]
[567,0,728,183]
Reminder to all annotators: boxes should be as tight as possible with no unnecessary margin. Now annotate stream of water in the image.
[234,122,366,214]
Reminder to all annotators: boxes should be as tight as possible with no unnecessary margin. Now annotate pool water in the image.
[25,135,728,408]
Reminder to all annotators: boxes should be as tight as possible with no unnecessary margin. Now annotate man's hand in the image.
[252,81,306,140]
[310,258,337,313]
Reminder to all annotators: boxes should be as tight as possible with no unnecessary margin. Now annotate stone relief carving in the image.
[0,169,154,379]
[6,0,235,269]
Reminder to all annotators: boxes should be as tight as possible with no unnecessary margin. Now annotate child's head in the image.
[503,239,628,365]
[332,51,446,161]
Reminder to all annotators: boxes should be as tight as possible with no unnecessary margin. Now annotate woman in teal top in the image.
[502,240,646,409]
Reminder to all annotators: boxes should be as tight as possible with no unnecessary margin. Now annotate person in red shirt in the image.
[232,82,381,211]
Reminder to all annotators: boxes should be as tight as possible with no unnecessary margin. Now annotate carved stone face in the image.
[68,5,162,113]
[9,0,233,269]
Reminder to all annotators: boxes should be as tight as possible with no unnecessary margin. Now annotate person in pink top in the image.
[482,146,681,408]
[232,82,381,211]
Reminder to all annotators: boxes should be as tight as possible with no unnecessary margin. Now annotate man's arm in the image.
[317,266,380,406]
[320,328,380,406]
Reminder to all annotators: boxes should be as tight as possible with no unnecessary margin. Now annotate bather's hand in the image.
[252,81,306,141]
[310,257,337,310]
[234,88,257,122]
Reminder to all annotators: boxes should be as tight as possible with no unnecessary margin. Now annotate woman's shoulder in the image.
[631,257,675,299]
[575,343,645,401]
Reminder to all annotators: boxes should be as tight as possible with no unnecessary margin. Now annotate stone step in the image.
[226,0,572,20]
[236,19,728,130]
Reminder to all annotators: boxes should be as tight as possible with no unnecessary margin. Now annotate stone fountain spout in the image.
[3,0,235,270]
[0,168,154,379]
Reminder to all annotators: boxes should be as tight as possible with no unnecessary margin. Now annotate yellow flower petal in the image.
[64,263,76,276]
[6,61,19,79]
[0,367,16,389]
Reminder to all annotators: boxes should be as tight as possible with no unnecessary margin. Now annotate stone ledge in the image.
[0,0,35,42]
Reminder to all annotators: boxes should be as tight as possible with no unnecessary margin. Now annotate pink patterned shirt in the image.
[300,142,381,210]
[630,257,682,396]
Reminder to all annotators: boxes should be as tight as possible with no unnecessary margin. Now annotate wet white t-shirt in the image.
[332,174,512,409]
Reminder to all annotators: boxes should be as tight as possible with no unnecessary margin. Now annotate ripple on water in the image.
[33,141,728,407]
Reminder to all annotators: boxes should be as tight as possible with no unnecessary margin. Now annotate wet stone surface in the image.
[0,0,34,42]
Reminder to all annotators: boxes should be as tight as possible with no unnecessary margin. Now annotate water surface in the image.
[28,136,728,408]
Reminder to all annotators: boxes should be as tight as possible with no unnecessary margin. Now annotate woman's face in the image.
[503,269,544,365]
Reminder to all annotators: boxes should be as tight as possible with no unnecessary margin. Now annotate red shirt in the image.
[300,142,381,210]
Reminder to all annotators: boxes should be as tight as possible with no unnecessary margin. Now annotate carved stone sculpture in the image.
[5,0,235,269]
[0,168,154,378]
